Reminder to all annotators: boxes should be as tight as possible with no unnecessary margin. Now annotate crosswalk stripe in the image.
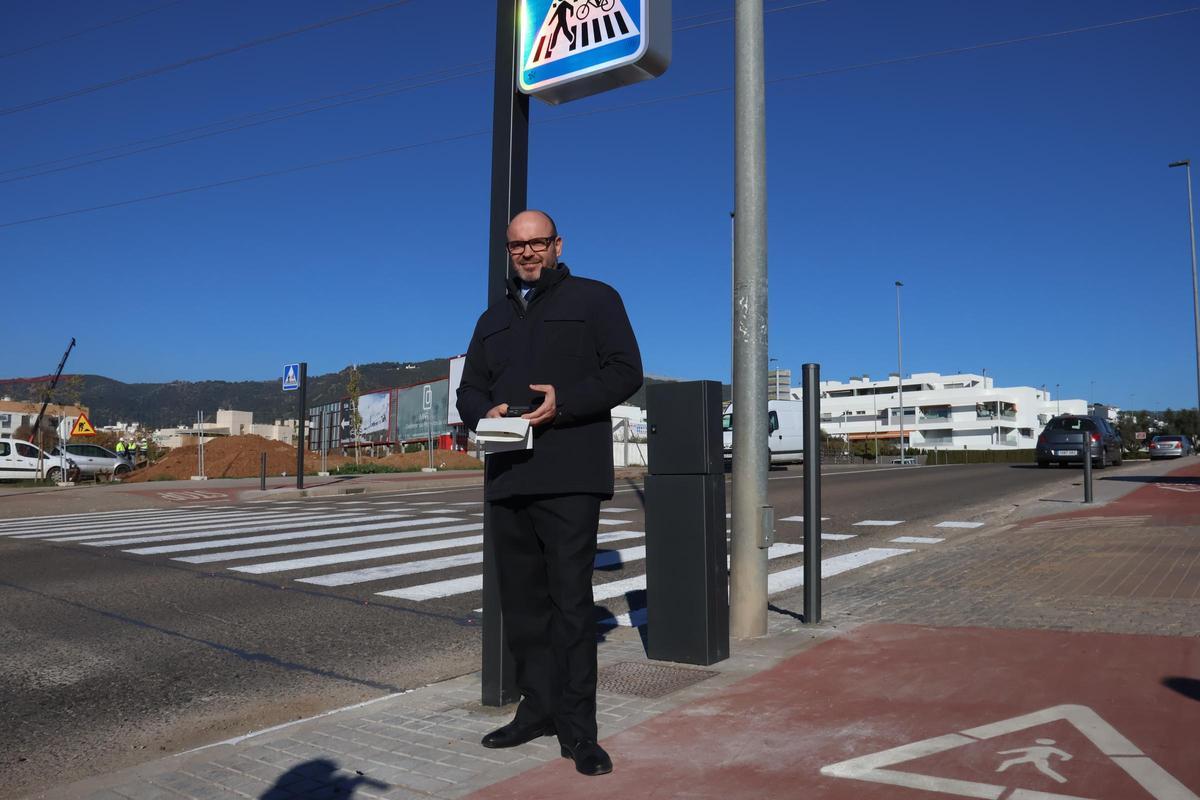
[852,520,904,527]
[48,511,375,543]
[229,531,486,575]
[778,516,830,523]
[820,533,857,541]
[589,543,805,603]
[46,513,362,544]
[75,513,417,547]
[767,548,912,593]
[379,541,652,601]
[934,521,984,529]
[890,536,945,544]
[0,507,215,527]
[165,521,484,561]
[600,507,636,513]
[3,507,259,535]
[307,531,643,588]
[11,509,295,539]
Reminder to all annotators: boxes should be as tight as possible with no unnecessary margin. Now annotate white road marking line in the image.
[934,521,984,529]
[408,501,443,505]
[300,532,648,587]
[471,513,484,517]
[167,522,485,561]
[601,507,636,513]
[415,508,458,514]
[125,515,453,554]
[767,548,912,593]
[598,519,630,526]
[890,536,945,544]
[229,530,492,574]
[46,510,358,542]
[451,501,482,506]
[381,540,651,601]
[13,510,295,539]
[853,520,904,527]
[590,543,805,602]
[821,533,857,541]
[76,513,417,547]
[778,516,830,522]
[4,507,270,536]
[0,507,215,527]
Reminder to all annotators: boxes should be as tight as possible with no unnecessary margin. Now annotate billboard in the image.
[359,391,390,436]
[394,380,450,442]
[448,355,466,425]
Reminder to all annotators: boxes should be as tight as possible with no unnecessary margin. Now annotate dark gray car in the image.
[58,443,133,477]
[1036,415,1123,468]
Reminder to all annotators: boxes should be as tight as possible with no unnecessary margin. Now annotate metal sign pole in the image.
[296,362,307,490]
[481,0,527,708]
[730,0,769,639]
[803,363,821,623]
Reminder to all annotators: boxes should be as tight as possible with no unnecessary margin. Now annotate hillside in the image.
[0,363,721,430]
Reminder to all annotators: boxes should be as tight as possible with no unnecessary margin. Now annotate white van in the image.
[722,400,805,465]
[0,437,73,481]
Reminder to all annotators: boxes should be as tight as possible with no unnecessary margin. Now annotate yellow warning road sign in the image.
[71,413,97,437]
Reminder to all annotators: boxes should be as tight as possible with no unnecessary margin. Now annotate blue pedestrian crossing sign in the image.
[519,0,671,105]
[282,363,300,392]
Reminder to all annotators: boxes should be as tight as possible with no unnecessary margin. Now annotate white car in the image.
[0,437,75,481]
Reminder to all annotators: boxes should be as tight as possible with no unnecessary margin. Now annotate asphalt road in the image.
[0,460,1113,797]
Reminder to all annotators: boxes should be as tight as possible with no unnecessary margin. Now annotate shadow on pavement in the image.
[1162,676,1200,702]
[260,758,387,799]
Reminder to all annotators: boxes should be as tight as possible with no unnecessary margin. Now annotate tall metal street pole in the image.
[1169,160,1200,424]
[731,0,769,639]
[481,0,527,707]
[895,281,905,463]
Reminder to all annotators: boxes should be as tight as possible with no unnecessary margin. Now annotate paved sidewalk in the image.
[41,460,1200,800]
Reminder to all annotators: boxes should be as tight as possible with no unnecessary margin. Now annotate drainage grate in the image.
[597,661,719,699]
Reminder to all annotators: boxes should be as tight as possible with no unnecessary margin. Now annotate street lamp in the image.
[1168,159,1200,425]
[895,281,905,463]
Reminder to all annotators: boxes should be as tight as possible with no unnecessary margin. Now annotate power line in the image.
[0,0,819,182]
[0,0,418,118]
[2,6,1194,230]
[0,0,189,61]
[0,64,491,185]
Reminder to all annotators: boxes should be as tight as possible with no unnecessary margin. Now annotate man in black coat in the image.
[456,209,642,776]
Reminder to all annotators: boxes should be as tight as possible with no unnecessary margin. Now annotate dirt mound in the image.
[127,436,480,481]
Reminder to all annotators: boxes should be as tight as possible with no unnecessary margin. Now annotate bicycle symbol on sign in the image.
[576,0,615,20]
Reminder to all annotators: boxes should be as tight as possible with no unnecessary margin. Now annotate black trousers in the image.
[489,493,601,744]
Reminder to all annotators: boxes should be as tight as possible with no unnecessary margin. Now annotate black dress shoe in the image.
[560,739,613,776]
[480,719,556,749]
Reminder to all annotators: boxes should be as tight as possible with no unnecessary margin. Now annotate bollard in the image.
[260,452,267,492]
[1082,430,1093,503]
[802,363,822,624]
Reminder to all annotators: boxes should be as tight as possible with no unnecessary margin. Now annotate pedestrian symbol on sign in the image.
[282,363,300,391]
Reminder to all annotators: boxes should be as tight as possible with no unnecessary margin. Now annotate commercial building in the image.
[792,372,1089,451]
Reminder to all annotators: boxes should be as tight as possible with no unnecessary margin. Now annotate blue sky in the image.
[2,0,1198,410]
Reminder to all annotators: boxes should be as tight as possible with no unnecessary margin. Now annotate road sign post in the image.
[802,363,822,624]
[282,362,306,490]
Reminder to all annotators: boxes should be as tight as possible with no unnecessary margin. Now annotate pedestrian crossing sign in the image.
[519,0,670,105]
[282,363,300,392]
[70,413,96,437]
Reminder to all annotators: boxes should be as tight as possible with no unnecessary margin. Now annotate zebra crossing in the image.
[0,499,986,627]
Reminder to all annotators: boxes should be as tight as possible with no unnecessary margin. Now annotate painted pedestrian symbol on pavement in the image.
[821,704,1198,799]
[525,0,638,69]
[996,738,1073,784]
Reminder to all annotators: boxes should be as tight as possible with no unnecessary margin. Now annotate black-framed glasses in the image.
[505,236,556,255]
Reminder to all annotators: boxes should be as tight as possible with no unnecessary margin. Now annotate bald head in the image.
[507,209,563,283]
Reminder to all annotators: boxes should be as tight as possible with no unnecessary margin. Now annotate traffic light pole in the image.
[481,0,527,707]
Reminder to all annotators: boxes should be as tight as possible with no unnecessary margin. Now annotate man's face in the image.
[507,212,562,283]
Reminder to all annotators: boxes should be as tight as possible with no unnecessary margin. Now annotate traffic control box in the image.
[645,380,728,665]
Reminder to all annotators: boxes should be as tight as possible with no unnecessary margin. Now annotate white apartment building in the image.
[152,409,298,449]
[789,372,1089,451]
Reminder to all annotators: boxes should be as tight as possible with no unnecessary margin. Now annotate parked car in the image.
[1149,435,1194,459]
[1036,415,1123,468]
[54,443,133,477]
[0,437,77,481]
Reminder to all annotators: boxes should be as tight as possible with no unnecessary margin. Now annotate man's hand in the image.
[523,384,557,427]
[485,403,509,419]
